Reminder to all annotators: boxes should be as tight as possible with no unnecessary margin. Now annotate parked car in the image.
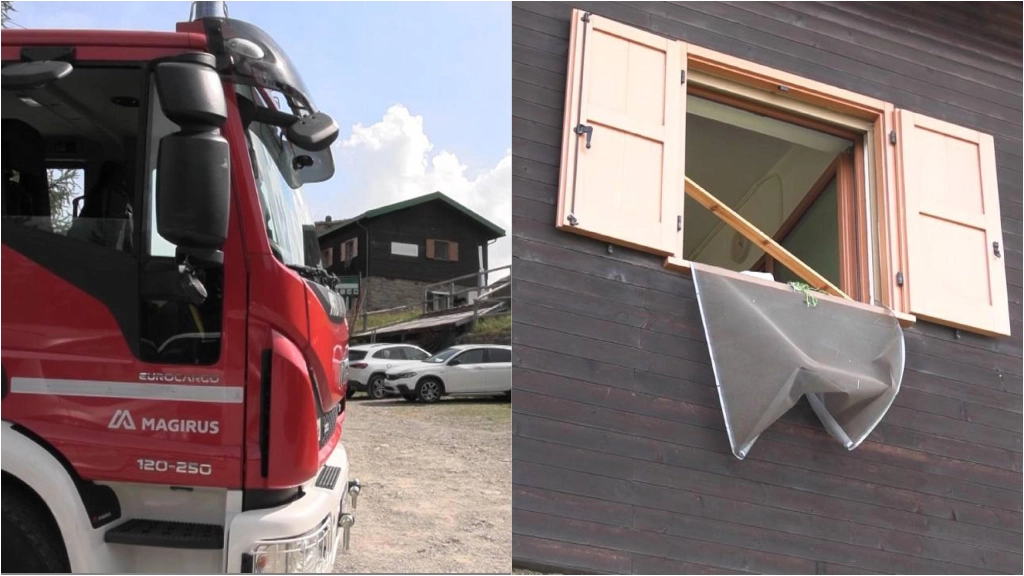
[383,344,512,403]
[347,343,431,399]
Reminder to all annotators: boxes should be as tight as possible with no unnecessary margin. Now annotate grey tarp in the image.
[691,264,905,459]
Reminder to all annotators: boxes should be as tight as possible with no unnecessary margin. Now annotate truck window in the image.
[2,68,140,253]
[143,81,179,258]
[137,77,224,365]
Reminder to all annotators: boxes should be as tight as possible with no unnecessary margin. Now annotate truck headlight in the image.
[249,515,336,573]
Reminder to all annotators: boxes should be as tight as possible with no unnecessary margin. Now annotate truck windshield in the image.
[242,91,315,267]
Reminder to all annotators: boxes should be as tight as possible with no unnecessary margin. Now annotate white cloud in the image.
[327,104,511,270]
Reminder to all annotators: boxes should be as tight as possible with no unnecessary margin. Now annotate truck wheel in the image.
[2,481,69,573]
[415,378,443,403]
[368,375,387,400]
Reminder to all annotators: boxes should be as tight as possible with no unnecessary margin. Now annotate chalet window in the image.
[426,239,459,262]
[321,246,333,266]
[557,9,1009,337]
[340,237,358,261]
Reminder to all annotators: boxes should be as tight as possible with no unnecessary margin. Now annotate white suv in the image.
[347,344,431,399]
[383,344,512,403]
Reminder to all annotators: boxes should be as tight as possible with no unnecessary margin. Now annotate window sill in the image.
[664,256,916,329]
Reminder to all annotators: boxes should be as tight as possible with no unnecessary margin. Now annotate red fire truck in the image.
[1,3,359,572]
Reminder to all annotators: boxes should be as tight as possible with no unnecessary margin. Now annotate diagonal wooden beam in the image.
[684,176,851,300]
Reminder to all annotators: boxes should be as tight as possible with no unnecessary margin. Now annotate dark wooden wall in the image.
[511,2,1022,573]
[320,201,496,285]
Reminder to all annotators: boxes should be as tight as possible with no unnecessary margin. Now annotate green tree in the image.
[2,1,81,232]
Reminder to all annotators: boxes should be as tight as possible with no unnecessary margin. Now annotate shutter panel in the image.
[450,241,459,262]
[894,110,1009,337]
[426,239,435,259]
[352,238,358,259]
[557,10,687,257]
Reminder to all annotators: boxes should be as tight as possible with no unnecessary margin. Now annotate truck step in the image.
[105,519,223,549]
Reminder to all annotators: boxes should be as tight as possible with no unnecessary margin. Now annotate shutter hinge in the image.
[677,215,682,231]
[574,123,593,148]
[895,271,904,286]
[889,130,897,145]
[993,241,1001,258]
[581,12,591,22]
[567,213,579,226]
[681,69,686,84]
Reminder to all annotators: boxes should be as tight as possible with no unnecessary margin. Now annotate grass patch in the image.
[469,314,511,336]
[357,308,420,331]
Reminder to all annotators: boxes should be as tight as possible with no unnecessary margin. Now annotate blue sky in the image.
[9,1,513,266]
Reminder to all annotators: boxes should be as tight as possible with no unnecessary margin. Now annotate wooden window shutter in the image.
[426,239,435,259]
[894,110,1009,336]
[351,238,358,259]
[557,9,687,257]
[450,242,459,262]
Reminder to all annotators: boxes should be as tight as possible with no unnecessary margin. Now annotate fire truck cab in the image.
[1,3,358,572]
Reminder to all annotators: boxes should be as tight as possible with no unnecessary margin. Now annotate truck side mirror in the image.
[155,53,230,265]
[287,111,339,152]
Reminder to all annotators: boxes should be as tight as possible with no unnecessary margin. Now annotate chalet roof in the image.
[315,191,505,238]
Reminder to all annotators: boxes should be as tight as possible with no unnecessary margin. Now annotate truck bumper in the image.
[225,444,359,572]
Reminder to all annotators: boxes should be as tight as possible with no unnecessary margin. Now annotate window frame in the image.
[341,237,357,261]
[688,85,869,302]
[677,45,902,316]
[426,238,458,262]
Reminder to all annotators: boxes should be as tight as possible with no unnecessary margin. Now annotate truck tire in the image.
[2,481,70,573]
[415,378,444,403]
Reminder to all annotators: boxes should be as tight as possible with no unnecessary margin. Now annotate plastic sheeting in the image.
[691,264,905,460]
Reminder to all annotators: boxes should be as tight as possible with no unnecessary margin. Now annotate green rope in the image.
[787,281,826,308]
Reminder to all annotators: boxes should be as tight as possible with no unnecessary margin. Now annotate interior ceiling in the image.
[684,113,793,251]
[2,67,143,148]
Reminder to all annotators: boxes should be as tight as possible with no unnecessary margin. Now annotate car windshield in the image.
[240,86,315,267]
[424,348,460,363]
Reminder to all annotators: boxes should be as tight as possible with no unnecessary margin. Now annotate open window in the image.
[682,92,868,301]
[426,239,458,262]
[556,9,1010,338]
[341,237,358,262]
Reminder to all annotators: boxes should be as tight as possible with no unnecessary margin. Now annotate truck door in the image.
[1,52,248,489]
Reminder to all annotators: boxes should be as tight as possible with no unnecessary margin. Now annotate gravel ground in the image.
[333,395,512,573]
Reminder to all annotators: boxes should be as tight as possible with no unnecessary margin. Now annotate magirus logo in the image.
[107,410,220,434]
[108,409,137,430]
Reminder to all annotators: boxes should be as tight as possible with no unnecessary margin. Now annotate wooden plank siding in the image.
[510,2,1022,574]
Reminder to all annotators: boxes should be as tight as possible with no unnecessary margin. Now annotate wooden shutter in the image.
[351,238,358,259]
[450,241,459,262]
[425,239,435,259]
[894,110,1009,336]
[557,10,687,257]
